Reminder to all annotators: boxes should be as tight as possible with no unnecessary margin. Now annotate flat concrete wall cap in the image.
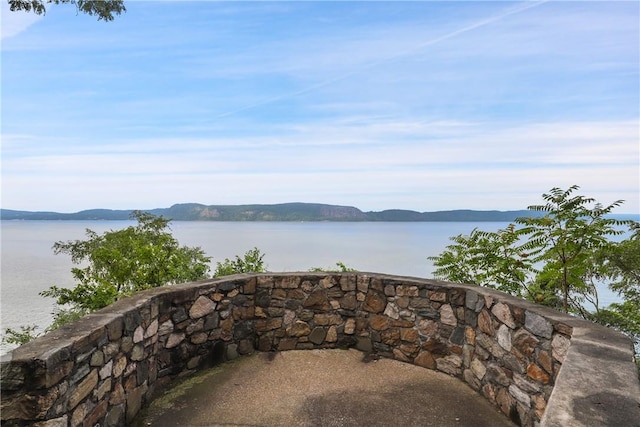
[541,326,640,426]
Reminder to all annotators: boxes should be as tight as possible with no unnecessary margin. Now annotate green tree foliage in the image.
[309,262,357,272]
[8,0,125,21]
[516,185,628,313]
[2,325,40,346]
[213,247,266,277]
[429,185,639,359]
[589,223,640,345]
[428,225,532,297]
[41,211,211,326]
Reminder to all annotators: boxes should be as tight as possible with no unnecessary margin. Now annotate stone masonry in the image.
[1,273,639,427]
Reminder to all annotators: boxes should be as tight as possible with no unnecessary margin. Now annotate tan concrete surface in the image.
[133,349,515,427]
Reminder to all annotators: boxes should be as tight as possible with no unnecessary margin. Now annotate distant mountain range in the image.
[0,203,554,222]
[3,203,638,222]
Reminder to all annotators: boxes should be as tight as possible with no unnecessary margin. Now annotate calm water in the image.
[0,220,621,354]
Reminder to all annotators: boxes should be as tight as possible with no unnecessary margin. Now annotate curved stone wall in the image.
[1,273,639,427]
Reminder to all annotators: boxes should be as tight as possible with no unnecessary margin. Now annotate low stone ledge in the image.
[1,273,638,427]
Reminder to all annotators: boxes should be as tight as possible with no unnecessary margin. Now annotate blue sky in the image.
[1,1,638,213]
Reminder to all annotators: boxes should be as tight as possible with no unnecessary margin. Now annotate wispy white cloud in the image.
[3,118,637,211]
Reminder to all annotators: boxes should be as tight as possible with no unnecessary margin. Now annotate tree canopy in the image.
[41,211,211,327]
[212,247,267,277]
[8,0,126,21]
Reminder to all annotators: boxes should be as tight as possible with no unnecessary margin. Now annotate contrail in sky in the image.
[216,0,551,119]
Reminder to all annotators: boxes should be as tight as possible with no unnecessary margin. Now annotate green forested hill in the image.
[0,203,551,222]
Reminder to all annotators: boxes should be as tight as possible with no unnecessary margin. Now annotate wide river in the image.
[0,220,622,354]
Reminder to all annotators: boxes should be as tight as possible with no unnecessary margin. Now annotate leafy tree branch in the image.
[8,0,126,21]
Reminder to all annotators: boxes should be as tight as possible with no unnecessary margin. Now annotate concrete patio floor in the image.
[133,349,515,427]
